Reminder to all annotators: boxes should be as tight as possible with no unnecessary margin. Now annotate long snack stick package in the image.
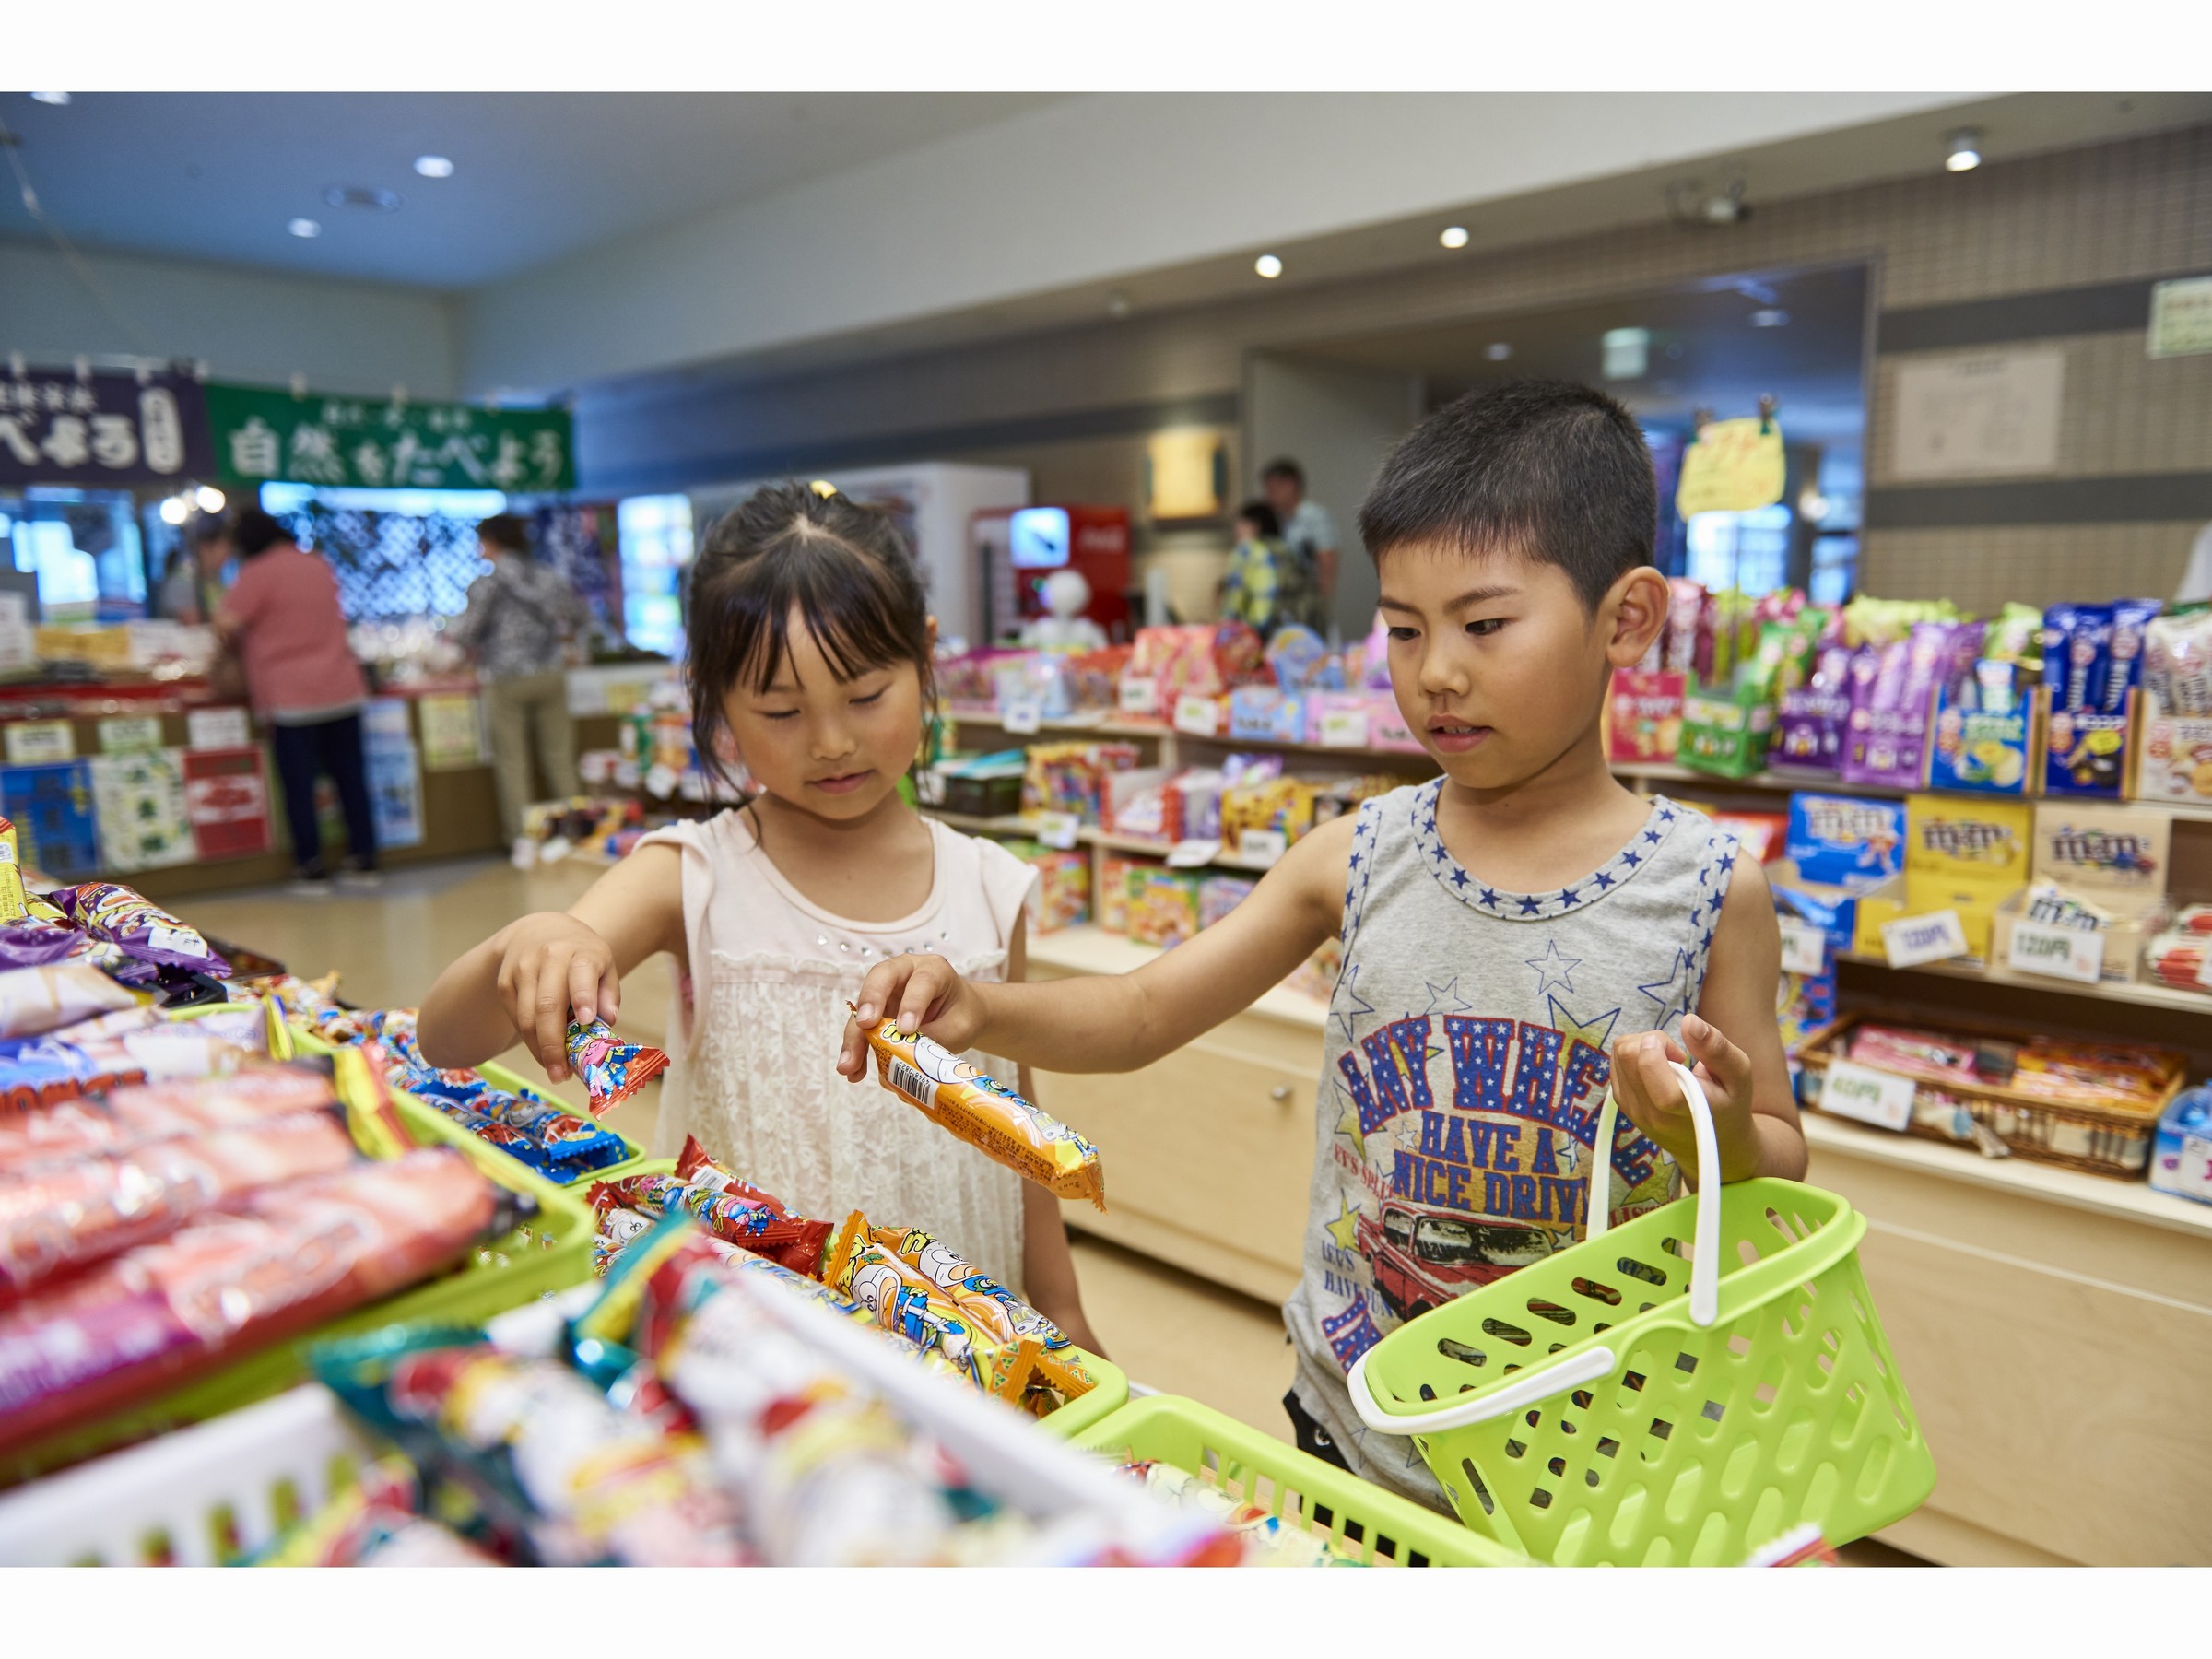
[852,1010,1106,1210]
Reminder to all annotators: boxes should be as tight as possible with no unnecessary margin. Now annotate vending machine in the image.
[972,505,1133,644]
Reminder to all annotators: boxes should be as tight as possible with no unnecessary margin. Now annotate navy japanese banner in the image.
[0,369,215,488]
[204,382,574,493]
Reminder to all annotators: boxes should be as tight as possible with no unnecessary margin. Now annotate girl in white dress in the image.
[419,483,1100,1351]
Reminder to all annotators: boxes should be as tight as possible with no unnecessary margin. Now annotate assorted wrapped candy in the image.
[564,1018,667,1117]
[589,1135,831,1278]
[0,1064,338,1169]
[824,1212,1033,1398]
[0,1148,513,1457]
[1112,1459,1367,1568]
[0,962,138,1041]
[853,1012,1106,1210]
[249,1454,503,1568]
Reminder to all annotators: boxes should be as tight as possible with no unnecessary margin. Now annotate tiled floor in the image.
[188,853,1927,1565]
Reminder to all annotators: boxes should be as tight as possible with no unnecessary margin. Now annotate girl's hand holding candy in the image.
[493,911,621,1082]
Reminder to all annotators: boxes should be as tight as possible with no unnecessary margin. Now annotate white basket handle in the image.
[1344,1059,1722,1437]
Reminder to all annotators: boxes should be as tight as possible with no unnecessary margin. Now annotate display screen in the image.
[1007,506,1070,570]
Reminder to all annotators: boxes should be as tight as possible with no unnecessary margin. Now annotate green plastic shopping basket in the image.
[1074,1394,1529,1567]
[1347,1062,1935,1567]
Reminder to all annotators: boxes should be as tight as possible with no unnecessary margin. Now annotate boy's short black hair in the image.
[1261,458,1304,487]
[230,508,291,559]
[1235,500,1281,538]
[477,513,531,555]
[1357,380,1657,612]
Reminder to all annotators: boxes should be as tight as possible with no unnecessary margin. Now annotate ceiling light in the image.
[1946,129,1983,172]
[1751,309,1790,327]
[288,218,322,239]
[1602,327,1650,380]
[1253,254,1283,279]
[413,155,454,179]
[29,92,70,106]
[1485,342,1512,362]
[1439,225,1470,250]
[159,497,189,525]
[194,486,226,513]
[1104,291,1131,319]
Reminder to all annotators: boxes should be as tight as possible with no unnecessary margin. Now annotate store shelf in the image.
[923,808,1284,875]
[1835,949,2212,1016]
[1025,924,1331,1032]
[1800,1112,2212,1241]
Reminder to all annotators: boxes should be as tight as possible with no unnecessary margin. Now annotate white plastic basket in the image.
[0,1276,1218,1568]
[0,1385,376,1566]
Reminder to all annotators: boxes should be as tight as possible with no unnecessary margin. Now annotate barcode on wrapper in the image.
[886,1056,934,1108]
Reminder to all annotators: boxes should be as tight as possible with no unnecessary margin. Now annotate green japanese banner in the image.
[204,382,573,493]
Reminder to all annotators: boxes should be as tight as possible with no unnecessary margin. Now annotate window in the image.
[618,495,693,658]
[2,488,146,618]
[1383,1209,1414,1248]
[1415,1216,1482,1266]
[1685,502,1793,597]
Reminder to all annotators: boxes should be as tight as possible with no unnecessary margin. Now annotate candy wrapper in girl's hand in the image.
[564,1018,667,1117]
[853,1012,1106,1210]
[46,883,229,977]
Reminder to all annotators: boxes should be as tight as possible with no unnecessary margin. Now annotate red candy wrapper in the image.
[0,1064,337,1170]
[563,1018,666,1117]
[0,1147,509,1457]
[590,1136,831,1279]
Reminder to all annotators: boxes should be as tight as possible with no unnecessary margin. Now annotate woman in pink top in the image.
[214,508,379,896]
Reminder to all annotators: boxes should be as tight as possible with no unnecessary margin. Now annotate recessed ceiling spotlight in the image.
[194,486,227,513]
[29,92,70,106]
[1253,253,1283,279]
[324,184,403,213]
[1485,342,1512,361]
[1945,128,1983,172]
[413,155,454,179]
[288,218,323,239]
[1440,225,1470,250]
[159,496,189,525]
[1751,309,1790,327]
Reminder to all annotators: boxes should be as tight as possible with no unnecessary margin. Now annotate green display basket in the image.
[2,1089,594,1488]
[1347,1063,1935,1566]
[1073,1394,1527,1566]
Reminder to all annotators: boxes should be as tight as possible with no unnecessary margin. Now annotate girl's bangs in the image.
[729,542,918,695]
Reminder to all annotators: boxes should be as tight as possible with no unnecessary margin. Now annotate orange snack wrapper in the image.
[852,1012,1105,1211]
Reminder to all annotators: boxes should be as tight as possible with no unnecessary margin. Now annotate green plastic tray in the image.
[2,1089,594,1487]
[1072,1394,1530,1567]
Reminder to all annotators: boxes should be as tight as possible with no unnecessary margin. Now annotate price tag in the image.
[1173,694,1221,736]
[1167,838,1219,868]
[1237,829,1289,867]
[3,720,75,765]
[1880,909,1970,969]
[2006,919,2105,984]
[1819,1058,1916,1133]
[98,714,164,755]
[186,708,252,751]
[1777,916,1830,977]
[1119,677,1159,718]
[1034,811,1081,851]
[1319,708,1370,748]
[1002,698,1043,735]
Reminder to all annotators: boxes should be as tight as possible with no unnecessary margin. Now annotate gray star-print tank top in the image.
[1283,779,1739,1510]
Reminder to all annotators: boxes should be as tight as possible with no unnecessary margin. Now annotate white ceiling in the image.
[0,91,1069,288]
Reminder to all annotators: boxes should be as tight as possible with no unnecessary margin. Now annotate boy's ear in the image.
[1604,566,1670,668]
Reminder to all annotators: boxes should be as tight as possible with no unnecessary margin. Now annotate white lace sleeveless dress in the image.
[640,809,1039,1294]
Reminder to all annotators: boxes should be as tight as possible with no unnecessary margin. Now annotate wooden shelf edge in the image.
[1835,950,2212,1016]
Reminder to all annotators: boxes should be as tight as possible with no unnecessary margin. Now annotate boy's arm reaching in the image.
[1608,857,1808,1186]
[836,813,1354,1079]
[418,842,686,1081]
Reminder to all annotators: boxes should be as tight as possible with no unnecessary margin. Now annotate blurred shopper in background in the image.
[451,513,587,844]
[1261,459,1340,624]
[215,508,378,895]
[160,513,233,625]
[1218,500,1320,632]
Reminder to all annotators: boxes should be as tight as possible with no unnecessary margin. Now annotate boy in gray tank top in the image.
[841,381,1807,1512]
